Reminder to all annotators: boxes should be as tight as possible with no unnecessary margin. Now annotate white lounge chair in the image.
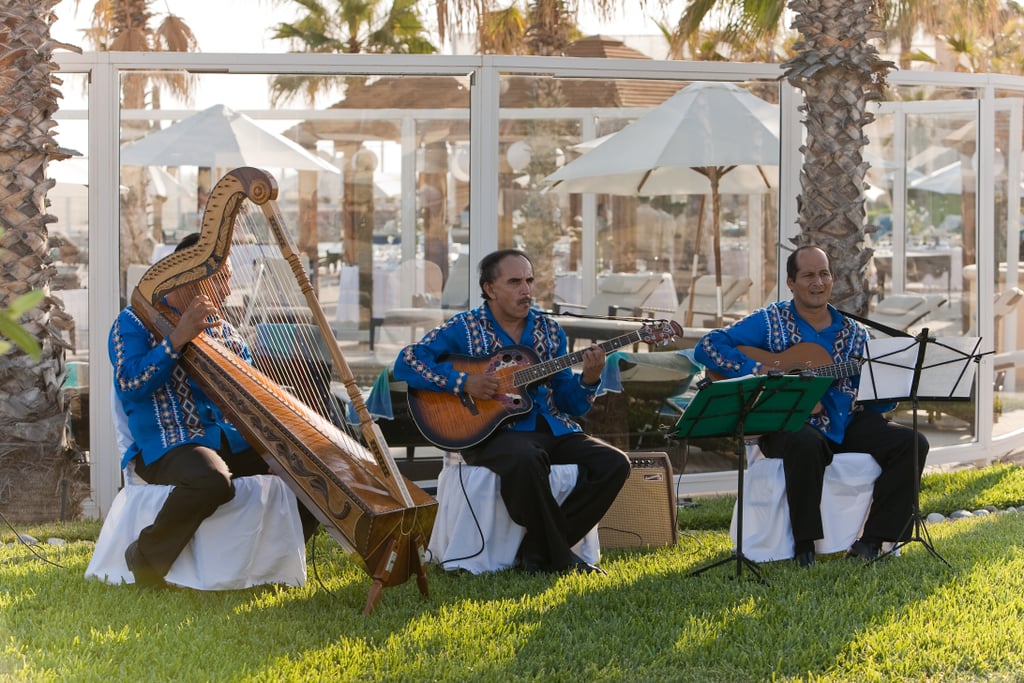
[672,274,753,327]
[870,292,947,334]
[555,272,668,350]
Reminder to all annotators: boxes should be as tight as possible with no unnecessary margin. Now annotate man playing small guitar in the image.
[694,245,929,568]
[394,249,631,576]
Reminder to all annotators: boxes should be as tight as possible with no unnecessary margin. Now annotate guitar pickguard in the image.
[488,349,528,372]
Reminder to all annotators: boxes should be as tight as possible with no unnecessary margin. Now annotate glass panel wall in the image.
[495,74,781,462]
[50,72,91,459]
[864,89,979,446]
[495,75,780,317]
[116,72,472,371]
[53,52,1024,513]
[991,89,1024,439]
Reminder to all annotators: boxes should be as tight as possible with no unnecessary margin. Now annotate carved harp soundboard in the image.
[131,167,436,614]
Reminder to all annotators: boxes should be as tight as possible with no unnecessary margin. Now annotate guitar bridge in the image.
[459,393,479,415]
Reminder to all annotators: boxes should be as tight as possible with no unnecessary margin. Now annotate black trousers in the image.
[462,427,630,571]
[758,410,929,547]
[133,443,318,577]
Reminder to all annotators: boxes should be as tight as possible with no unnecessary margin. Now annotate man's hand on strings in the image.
[580,343,606,385]
[464,373,499,400]
[169,295,223,351]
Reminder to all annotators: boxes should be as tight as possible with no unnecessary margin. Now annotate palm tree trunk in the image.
[0,0,87,522]
[784,0,894,314]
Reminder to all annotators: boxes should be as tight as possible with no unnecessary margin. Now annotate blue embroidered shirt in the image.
[109,306,252,468]
[692,300,893,444]
[393,303,600,437]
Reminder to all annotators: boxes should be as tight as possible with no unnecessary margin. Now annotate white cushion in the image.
[428,453,600,574]
[729,446,881,562]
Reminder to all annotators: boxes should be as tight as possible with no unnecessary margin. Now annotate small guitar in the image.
[406,320,684,450]
[706,342,862,382]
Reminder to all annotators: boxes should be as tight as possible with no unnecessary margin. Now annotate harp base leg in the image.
[362,534,432,615]
[363,539,399,615]
[413,532,430,598]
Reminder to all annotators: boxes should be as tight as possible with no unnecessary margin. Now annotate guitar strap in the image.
[838,309,913,339]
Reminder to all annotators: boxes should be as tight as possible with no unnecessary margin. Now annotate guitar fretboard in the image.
[512,330,643,386]
[810,359,861,379]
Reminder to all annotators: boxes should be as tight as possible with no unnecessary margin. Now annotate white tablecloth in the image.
[336,263,437,324]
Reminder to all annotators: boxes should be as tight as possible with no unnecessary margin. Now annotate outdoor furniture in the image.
[85,389,307,590]
[367,252,471,349]
[671,274,753,327]
[427,452,600,574]
[869,293,947,334]
[369,259,448,348]
[555,272,670,351]
[582,349,702,460]
[730,445,882,562]
[239,256,315,326]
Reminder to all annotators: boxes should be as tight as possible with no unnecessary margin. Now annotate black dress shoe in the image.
[567,551,607,576]
[124,540,167,588]
[795,550,815,568]
[845,539,881,561]
[515,553,547,575]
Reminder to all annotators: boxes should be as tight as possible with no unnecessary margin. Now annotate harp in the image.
[131,167,437,613]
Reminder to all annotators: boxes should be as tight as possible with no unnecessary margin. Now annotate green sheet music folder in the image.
[674,374,834,439]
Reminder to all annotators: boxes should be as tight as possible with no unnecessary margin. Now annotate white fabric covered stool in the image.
[428,453,601,574]
[729,445,882,562]
[85,470,307,590]
[85,388,308,590]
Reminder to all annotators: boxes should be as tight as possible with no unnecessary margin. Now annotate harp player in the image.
[110,233,316,588]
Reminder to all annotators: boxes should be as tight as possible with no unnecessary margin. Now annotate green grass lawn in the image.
[2,464,1024,682]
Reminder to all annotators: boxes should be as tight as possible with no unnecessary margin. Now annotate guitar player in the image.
[394,248,630,575]
[693,245,929,568]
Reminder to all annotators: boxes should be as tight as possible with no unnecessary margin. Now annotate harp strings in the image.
[206,201,368,454]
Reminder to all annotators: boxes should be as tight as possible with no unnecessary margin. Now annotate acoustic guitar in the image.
[406,320,683,450]
[706,342,862,381]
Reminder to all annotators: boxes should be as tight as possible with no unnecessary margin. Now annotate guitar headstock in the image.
[639,320,685,347]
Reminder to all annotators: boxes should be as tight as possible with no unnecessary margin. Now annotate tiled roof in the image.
[502,35,684,109]
[285,37,685,144]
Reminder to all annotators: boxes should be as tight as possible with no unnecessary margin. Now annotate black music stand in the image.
[858,329,987,566]
[677,373,833,580]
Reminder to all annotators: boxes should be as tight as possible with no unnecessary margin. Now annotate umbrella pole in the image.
[686,195,707,327]
[711,170,724,326]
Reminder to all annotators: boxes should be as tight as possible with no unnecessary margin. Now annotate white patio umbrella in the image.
[544,81,780,325]
[120,104,339,174]
[908,161,969,195]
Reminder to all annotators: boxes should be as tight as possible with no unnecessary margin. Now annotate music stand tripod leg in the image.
[689,431,764,581]
[678,374,831,581]
[871,396,952,568]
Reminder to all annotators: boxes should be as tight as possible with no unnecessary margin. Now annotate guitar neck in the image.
[512,331,642,386]
[811,359,861,379]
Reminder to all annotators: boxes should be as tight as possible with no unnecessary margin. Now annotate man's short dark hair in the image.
[174,232,201,253]
[478,248,531,300]
[786,245,830,280]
